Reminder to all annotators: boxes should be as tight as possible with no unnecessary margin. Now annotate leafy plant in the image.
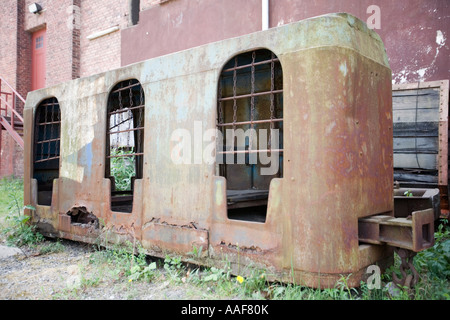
[187,244,203,259]
[416,219,450,280]
[128,261,157,282]
[404,190,413,197]
[1,178,44,247]
[110,148,136,191]
[164,255,183,272]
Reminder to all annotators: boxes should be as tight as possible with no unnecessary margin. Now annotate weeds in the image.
[110,148,136,191]
[0,177,44,247]
[0,177,449,300]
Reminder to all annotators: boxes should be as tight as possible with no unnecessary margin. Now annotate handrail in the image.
[0,75,25,149]
[0,95,24,122]
[0,76,26,104]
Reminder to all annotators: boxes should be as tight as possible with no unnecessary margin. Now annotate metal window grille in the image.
[217,49,283,175]
[106,79,145,193]
[34,97,61,164]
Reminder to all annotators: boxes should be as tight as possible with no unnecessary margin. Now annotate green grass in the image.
[0,176,448,300]
[0,176,21,229]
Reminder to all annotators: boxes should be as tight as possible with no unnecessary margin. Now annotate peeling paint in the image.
[436,30,445,46]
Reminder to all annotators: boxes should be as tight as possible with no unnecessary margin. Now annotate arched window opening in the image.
[217,49,283,223]
[106,79,145,213]
[33,97,61,206]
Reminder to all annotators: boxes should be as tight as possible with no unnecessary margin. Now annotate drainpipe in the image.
[262,0,269,30]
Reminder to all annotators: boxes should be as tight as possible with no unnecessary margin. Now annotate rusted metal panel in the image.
[394,187,440,220]
[142,220,209,256]
[23,13,397,288]
[358,208,434,252]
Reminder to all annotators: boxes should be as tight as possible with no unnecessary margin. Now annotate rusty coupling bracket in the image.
[358,208,434,252]
[358,208,435,291]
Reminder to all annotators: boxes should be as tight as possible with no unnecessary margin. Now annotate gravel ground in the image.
[0,239,210,300]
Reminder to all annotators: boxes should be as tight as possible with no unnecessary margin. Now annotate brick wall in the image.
[16,0,31,107]
[25,0,78,87]
[140,0,170,11]
[0,0,132,177]
[0,1,23,177]
[0,0,19,89]
[79,0,128,78]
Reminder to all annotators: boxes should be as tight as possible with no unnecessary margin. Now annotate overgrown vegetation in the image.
[0,177,44,247]
[0,177,449,300]
[110,148,136,191]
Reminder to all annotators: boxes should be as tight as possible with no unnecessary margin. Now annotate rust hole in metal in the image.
[67,206,99,229]
[217,49,283,223]
[219,241,263,253]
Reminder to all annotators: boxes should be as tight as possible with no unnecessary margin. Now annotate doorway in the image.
[31,28,46,91]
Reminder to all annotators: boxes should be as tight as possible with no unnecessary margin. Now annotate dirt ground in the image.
[0,239,210,300]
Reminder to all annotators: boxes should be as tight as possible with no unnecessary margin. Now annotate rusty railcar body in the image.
[23,13,409,288]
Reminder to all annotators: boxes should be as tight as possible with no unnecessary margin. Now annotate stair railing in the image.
[0,76,25,149]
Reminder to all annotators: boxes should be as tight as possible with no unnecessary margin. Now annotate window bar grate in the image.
[107,80,145,159]
[34,98,61,164]
[217,50,283,157]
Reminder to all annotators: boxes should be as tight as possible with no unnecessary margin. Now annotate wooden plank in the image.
[392,88,440,110]
[393,153,437,170]
[227,189,269,203]
[394,172,438,184]
[393,107,439,123]
[393,121,438,137]
[393,137,438,154]
[438,80,449,185]
[393,80,446,91]
[392,80,449,186]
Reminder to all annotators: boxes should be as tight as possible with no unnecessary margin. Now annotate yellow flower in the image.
[236,276,244,284]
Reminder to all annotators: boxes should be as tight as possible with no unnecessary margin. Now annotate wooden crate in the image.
[392,80,449,215]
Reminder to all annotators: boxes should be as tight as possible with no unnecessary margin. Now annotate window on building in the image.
[33,97,61,206]
[129,0,140,26]
[106,79,145,213]
[217,49,283,223]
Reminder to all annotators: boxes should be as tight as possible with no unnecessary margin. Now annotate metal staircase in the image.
[0,76,25,149]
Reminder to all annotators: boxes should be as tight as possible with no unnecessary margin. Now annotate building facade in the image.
[0,0,449,177]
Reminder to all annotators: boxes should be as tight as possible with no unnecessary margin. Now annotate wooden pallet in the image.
[393,80,449,215]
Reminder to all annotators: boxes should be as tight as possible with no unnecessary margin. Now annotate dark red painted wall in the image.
[121,0,449,84]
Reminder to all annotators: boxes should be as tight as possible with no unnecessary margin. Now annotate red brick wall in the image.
[0,0,24,177]
[25,0,78,87]
[0,0,19,90]
[0,0,129,177]
[79,0,128,78]
[16,0,31,108]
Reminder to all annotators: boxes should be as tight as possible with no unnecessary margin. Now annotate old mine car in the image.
[23,13,434,288]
